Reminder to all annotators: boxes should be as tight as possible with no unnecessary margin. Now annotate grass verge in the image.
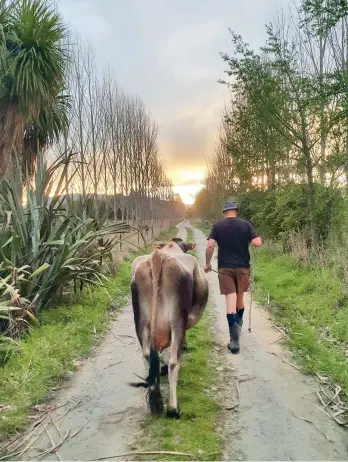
[133,226,221,461]
[253,246,348,396]
[0,227,178,439]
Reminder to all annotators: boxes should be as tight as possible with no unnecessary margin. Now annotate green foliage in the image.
[4,0,68,115]
[0,153,130,315]
[195,0,348,248]
[302,0,348,31]
[0,0,69,172]
[238,184,345,243]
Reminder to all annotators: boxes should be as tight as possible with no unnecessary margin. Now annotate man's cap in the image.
[223,200,238,212]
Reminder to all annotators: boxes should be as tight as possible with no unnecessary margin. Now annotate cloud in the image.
[58,0,291,193]
[158,99,222,170]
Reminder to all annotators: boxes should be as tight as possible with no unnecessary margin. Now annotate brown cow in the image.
[130,237,209,418]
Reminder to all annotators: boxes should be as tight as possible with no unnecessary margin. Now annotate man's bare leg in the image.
[225,293,237,314]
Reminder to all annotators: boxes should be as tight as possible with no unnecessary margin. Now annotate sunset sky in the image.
[58,0,290,204]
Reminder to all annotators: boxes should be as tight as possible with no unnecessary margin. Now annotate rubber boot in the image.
[236,308,244,334]
[228,322,240,354]
[236,316,243,335]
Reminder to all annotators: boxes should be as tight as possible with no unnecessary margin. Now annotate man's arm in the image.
[248,222,261,247]
[205,239,215,272]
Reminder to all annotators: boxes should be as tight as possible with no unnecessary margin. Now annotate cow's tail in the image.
[147,249,165,414]
[150,249,164,349]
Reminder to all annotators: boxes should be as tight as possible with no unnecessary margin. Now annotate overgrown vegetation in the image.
[254,245,348,404]
[135,227,221,461]
[0,153,130,316]
[0,227,177,438]
[194,0,348,249]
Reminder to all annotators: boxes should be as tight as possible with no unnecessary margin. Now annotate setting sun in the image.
[173,184,203,205]
[170,168,205,205]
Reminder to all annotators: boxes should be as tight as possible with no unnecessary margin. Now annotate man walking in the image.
[204,200,261,354]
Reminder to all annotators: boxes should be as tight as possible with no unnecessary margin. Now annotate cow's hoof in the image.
[148,388,164,415]
[167,407,181,419]
[160,364,168,376]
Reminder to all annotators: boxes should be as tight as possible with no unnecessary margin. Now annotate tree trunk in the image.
[303,139,317,248]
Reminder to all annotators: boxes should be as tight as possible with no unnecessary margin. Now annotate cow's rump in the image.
[132,251,193,352]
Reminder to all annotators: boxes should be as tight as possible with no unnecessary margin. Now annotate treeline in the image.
[0,0,183,332]
[0,0,184,225]
[195,0,348,247]
[54,41,184,224]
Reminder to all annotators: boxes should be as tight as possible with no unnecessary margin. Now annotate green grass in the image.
[0,227,178,439]
[134,226,222,461]
[253,247,348,396]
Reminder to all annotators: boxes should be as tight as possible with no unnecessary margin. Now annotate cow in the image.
[130,237,209,418]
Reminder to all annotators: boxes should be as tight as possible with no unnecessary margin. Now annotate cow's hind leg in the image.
[148,349,164,415]
[167,332,182,419]
[160,349,169,376]
[141,325,164,414]
[131,279,163,414]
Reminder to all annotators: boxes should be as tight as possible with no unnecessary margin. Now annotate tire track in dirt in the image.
[191,223,348,461]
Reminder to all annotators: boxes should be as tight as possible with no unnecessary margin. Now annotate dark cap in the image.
[223,200,238,212]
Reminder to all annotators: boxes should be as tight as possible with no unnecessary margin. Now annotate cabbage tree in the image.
[0,0,69,176]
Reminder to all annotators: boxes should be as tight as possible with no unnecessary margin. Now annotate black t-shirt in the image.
[208,217,258,268]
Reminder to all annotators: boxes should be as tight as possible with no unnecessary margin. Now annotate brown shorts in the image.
[218,268,250,295]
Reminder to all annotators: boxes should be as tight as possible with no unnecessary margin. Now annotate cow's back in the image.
[132,251,194,352]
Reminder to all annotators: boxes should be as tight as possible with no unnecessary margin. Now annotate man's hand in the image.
[204,264,212,273]
[251,236,262,247]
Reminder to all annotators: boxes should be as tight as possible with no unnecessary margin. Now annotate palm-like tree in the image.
[0,0,69,176]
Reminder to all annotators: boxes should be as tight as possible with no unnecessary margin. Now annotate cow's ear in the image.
[186,243,196,251]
